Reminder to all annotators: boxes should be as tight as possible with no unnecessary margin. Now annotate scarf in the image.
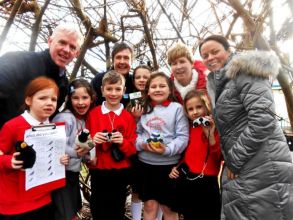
[174,69,198,99]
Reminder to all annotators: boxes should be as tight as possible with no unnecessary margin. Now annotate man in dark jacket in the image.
[0,24,83,128]
[91,42,135,106]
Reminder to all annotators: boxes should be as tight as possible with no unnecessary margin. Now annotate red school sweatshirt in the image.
[0,115,51,215]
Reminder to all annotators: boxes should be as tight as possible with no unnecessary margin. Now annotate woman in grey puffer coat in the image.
[199,35,293,220]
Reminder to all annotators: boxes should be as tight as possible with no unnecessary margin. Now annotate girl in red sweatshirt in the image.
[169,90,222,220]
[0,77,69,220]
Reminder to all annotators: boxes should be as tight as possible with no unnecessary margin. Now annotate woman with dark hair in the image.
[199,35,293,220]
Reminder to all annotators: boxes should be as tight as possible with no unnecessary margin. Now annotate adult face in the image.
[113,49,132,75]
[200,40,231,72]
[171,56,193,86]
[48,31,80,68]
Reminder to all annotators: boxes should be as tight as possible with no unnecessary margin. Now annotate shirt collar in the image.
[101,101,124,116]
[151,100,171,107]
[22,110,50,126]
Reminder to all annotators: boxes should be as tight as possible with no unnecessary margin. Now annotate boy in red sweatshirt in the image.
[86,70,137,220]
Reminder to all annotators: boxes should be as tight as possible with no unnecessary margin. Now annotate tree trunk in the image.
[29,0,50,51]
[70,27,94,81]
[0,0,23,51]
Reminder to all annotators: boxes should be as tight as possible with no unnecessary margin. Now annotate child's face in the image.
[71,87,92,116]
[25,88,58,122]
[101,81,125,109]
[147,76,170,104]
[134,68,151,91]
[185,97,207,121]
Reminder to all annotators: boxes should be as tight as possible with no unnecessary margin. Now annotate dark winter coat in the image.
[0,49,68,128]
[207,51,293,220]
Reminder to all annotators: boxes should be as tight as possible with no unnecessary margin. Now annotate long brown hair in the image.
[143,71,176,114]
[183,90,212,117]
[65,78,95,115]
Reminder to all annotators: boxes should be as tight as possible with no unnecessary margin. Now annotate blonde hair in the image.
[167,42,194,65]
[102,70,126,87]
[183,90,211,116]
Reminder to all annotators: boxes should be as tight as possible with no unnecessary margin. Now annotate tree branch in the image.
[29,0,50,51]
[157,0,185,44]
[70,27,95,81]
[0,0,23,51]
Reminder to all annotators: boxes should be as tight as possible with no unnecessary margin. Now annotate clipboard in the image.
[31,123,56,131]
[22,122,66,192]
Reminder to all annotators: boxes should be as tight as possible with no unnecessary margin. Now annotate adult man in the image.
[91,42,135,106]
[0,24,83,128]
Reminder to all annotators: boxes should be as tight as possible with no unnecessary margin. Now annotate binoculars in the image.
[102,129,125,162]
[193,117,210,127]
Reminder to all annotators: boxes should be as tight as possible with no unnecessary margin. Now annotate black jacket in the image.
[0,49,68,128]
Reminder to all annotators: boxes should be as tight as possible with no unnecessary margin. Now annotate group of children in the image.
[0,64,222,220]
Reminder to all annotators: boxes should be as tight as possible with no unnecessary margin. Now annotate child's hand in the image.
[202,116,216,145]
[11,152,23,169]
[143,142,165,154]
[88,157,97,166]
[75,145,90,157]
[131,104,143,119]
[149,142,166,154]
[93,132,108,144]
[227,167,238,180]
[0,150,3,155]
[111,131,123,144]
[60,154,70,166]
[169,166,179,179]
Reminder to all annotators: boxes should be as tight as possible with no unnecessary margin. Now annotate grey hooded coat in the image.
[207,51,293,220]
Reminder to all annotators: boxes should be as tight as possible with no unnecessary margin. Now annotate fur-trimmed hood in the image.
[226,51,281,79]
